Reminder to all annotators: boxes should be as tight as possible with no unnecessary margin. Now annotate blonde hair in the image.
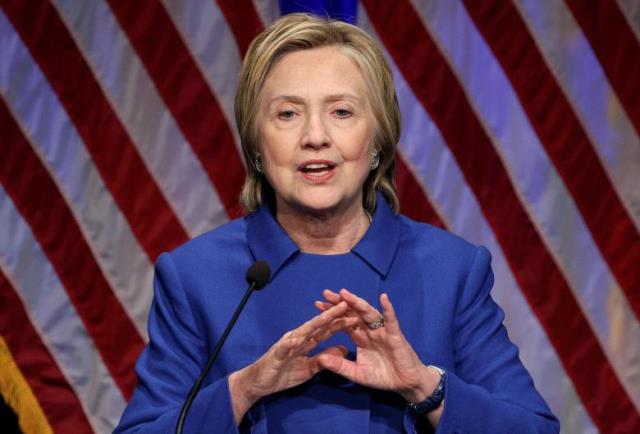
[235,13,401,214]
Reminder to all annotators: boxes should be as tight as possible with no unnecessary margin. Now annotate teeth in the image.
[304,163,330,170]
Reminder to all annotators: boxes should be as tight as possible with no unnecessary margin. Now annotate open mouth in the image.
[299,161,336,181]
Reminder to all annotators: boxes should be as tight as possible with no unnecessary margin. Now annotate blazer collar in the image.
[246,204,299,279]
[246,193,401,278]
[351,195,401,277]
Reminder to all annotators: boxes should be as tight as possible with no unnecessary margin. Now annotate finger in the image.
[317,314,369,347]
[275,302,349,359]
[308,345,349,375]
[347,324,370,347]
[303,317,357,353]
[311,344,349,361]
[311,345,349,360]
[326,345,349,357]
[380,293,402,334]
[339,289,383,324]
[295,301,348,339]
[312,309,366,347]
[322,289,342,304]
[316,351,358,382]
[314,300,332,312]
[277,316,349,359]
[316,298,360,322]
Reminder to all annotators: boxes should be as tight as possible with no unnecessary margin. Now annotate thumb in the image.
[315,347,357,381]
[308,345,348,375]
[322,345,349,358]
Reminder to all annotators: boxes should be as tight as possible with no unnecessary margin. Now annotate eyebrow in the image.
[266,93,365,106]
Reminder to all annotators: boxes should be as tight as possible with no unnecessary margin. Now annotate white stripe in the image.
[52,0,229,237]
[513,0,640,231]
[0,10,152,338]
[0,187,126,434]
[252,0,280,26]
[616,0,640,41]
[162,0,244,155]
[409,0,640,411]
[358,4,597,432]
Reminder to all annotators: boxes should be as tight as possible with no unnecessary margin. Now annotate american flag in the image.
[0,1,638,433]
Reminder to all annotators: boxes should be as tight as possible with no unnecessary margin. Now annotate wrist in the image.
[229,365,266,425]
[229,365,262,406]
[407,365,446,415]
[400,364,439,403]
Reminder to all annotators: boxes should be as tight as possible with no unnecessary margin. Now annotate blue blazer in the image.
[116,197,559,433]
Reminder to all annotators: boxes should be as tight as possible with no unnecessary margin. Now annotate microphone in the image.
[175,260,271,434]
[245,260,270,290]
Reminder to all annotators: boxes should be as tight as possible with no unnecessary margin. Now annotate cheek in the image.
[263,148,287,167]
[341,130,374,165]
[260,132,293,167]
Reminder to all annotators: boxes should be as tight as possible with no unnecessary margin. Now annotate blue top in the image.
[115,196,559,433]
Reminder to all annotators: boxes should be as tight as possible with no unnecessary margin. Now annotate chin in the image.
[276,185,361,216]
[298,198,341,213]
[294,193,358,216]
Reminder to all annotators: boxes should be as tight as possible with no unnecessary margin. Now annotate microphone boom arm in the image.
[175,260,270,434]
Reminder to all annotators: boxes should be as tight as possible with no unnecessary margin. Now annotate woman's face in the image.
[256,46,376,217]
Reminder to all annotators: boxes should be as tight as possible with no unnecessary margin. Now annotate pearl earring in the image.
[255,154,263,174]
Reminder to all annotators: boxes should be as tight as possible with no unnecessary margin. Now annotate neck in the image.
[276,200,371,255]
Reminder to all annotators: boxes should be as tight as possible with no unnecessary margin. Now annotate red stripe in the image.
[0,270,93,433]
[462,0,640,321]
[362,1,640,431]
[566,0,640,136]
[396,154,445,228]
[0,97,143,399]
[106,0,246,218]
[216,0,264,56]
[0,0,189,262]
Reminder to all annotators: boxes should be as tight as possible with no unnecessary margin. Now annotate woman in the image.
[116,13,558,433]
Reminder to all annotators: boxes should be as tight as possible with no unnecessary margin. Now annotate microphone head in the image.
[246,260,271,289]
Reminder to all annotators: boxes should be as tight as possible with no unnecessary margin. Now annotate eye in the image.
[334,108,353,118]
[278,110,296,120]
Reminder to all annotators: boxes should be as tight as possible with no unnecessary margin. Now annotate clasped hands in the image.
[228,289,441,424]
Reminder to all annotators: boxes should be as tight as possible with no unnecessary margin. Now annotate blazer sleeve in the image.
[114,253,242,434]
[406,246,560,434]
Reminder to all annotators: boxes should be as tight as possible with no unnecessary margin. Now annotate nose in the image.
[301,111,330,150]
